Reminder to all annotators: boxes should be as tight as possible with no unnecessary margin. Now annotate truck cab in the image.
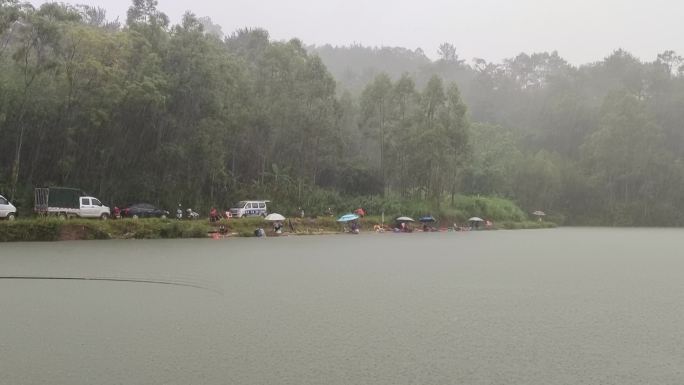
[230,200,269,218]
[0,195,17,220]
[79,196,110,219]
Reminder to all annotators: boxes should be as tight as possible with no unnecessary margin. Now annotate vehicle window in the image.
[0,197,7,205]
[92,198,102,206]
[81,198,90,205]
[259,203,265,209]
[246,203,253,209]
[141,204,153,209]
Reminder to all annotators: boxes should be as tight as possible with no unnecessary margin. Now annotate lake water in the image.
[1,228,683,384]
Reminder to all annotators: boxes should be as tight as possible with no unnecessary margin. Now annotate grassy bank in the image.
[496,221,557,230]
[1,193,554,241]
[0,216,555,242]
[0,219,211,242]
[0,195,556,242]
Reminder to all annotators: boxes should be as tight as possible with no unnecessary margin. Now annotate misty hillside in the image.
[312,44,684,224]
[311,43,684,130]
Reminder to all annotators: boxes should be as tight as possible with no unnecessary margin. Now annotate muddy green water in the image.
[1,228,683,384]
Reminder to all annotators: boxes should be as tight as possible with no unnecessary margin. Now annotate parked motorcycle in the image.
[186,208,200,220]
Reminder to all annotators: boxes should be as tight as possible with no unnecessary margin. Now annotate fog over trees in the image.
[312,44,684,225]
[2,0,684,225]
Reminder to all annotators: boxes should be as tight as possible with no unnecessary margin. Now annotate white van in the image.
[230,200,269,218]
[0,194,17,220]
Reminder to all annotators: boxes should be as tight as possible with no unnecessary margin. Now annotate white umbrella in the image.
[532,210,546,222]
[468,217,484,222]
[264,213,286,222]
[395,216,415,222]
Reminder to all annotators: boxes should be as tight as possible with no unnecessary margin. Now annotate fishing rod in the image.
[0,276,223,295]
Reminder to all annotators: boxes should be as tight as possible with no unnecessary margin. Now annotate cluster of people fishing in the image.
[335,209,494,235]
[370,216,493,234]
[206,202,496,238]
[106,197,495,238]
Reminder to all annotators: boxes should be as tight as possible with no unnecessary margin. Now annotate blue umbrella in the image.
[337,213,360,222]
[419,216,436,223]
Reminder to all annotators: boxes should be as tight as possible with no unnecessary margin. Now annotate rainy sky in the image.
[32,0,682,64]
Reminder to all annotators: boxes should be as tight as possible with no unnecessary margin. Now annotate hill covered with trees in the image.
[2,0,684,225]
[315,43,684,225]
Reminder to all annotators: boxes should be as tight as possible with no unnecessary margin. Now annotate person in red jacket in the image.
[209,207,219,222]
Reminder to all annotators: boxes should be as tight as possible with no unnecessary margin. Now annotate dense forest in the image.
[313,43,684,225]
[2,0,684,225]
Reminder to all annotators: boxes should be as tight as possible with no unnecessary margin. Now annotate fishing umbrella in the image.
[395,216,415,222]
[337,213,360,222]
[468,217,484,222]
[419,216,436,223]
[532,210,546,222]
[264,213,286,222]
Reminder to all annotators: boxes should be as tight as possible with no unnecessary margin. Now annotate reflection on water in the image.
[2,228,684,385]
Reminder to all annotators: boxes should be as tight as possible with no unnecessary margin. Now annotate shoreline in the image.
[0,217,556,242]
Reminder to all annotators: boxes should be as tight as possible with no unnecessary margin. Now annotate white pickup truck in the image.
[0,194,17,220]
[34,187,110,219]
